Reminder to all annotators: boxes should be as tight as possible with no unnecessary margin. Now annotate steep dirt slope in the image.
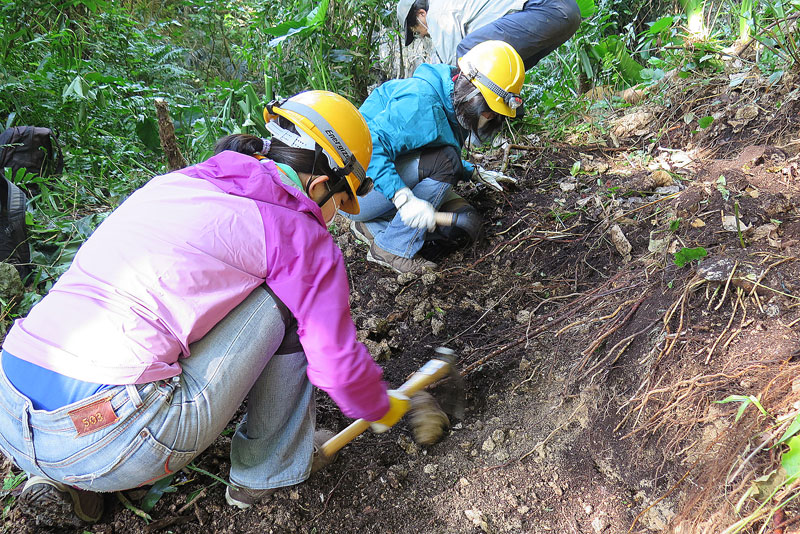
[5,68,800,534]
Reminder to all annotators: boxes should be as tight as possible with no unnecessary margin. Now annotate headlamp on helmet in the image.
[463,66,522,115]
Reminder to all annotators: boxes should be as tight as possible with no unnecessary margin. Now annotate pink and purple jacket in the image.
[2,151,389,421]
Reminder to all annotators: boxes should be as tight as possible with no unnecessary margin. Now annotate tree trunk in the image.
[154,98,187,171]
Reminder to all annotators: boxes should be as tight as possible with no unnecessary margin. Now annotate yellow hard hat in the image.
[263,90,373,215]
[457,41,525,118]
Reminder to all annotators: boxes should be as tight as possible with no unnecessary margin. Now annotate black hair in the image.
[213,121,339,191]
[213,134,263,156]
[452,74,504,143]
[215,127,337,178]
[406,0,429,31]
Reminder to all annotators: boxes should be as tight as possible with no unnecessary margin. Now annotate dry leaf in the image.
[722,215,752,233]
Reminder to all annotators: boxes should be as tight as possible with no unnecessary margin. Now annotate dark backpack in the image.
[0,126,63,179]
[0,177,29,277]
[0,126,62,278]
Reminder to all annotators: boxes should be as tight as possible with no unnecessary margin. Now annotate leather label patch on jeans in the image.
[68,397,118,437]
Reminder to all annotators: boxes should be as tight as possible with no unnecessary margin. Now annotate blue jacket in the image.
[359,63,475,200]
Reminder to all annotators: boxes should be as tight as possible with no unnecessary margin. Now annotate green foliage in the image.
[673,246,708,267]
[716,394,771,422]
[776,413,800,447]
[0,1,193,177]
[139,474,177,512]
[698,116,714,128]
[781,436,800,481]
[0,471,25,520]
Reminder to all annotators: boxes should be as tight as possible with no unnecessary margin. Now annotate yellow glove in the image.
[369,390,410,433]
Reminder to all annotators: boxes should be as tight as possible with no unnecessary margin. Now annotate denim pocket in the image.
[63,427,197,492]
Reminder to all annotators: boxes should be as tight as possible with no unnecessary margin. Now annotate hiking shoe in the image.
[225,484,277,510]
[18,476,103,526]
[349,221,374,246]
[311,428,337,473]
[225,429,338,510]
[366,243,436,275]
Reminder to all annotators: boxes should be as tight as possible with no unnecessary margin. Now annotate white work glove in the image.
[392,187,436,231]
[472,165,518,192]
[370,390,410,433]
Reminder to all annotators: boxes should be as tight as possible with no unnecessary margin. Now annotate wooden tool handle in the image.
[434,212,456,227]
[320,358,453,458]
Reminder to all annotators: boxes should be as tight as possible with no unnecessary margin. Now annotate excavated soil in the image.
[3,67,800,534]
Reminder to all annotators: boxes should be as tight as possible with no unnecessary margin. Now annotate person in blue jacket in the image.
[346,40,525,274]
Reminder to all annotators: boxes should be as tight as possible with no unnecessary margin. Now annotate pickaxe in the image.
[320,347,464,458]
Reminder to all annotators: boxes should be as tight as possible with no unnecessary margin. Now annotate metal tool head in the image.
[432,346,465,420]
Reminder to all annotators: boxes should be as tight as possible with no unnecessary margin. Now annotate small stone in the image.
[431,317,445,336]
[608,224,632,261]
[649,169,673,187]
[421,273,437,286]
[397,435,419,456]
[559,181,577,192]
[376,277,400,293]
[288,489,300,500]
[491,429,506,444]
[464,509,490,532]
[482,437,496,452]
[364,339,392,362]
[397,272,418,285]
[655,185,681,195]
[584,503,593,515]
[515,310,531,324]
[423,463,438,475]
[518,359,531,372]
[591,516,610,533]
[389,465,408,479]
[412,301,432,323]
[494,450,509,462]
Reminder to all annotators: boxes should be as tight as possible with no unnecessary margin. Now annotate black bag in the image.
[0,177,30,277]
[0,126,63,179]
[0,126,62,277]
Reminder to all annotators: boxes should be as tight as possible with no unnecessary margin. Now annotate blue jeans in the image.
[346,152,452,258]
[0,286,314,492]
[457,0,582,71]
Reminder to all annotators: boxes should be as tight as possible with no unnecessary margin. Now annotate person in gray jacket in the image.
[397,0,581,71]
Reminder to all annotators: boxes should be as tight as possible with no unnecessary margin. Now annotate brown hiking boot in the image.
[225,484,277,510]
[366,243,436,275]
[18,476,103,527]
[225,429,338,510]
[349,221,374,246]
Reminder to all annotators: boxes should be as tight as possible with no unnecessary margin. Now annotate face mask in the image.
[324,192,339,225]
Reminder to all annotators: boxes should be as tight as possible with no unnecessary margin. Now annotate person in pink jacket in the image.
[0,90,409,526]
